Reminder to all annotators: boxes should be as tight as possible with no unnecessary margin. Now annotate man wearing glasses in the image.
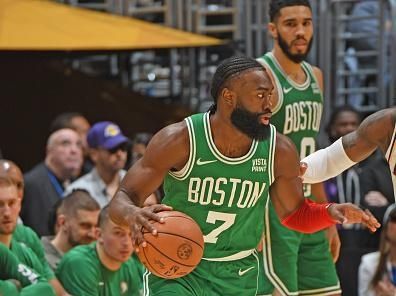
[65,122,130,208]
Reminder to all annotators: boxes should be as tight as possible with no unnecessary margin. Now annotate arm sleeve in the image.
[301,138,356,184]
[281,199,336,233]
[56,255,99,296]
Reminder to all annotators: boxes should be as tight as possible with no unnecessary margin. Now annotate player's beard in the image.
[231,105,271,141]
[278,32,313,64]
[0,221,17,235]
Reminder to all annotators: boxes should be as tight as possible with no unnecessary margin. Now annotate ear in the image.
[220,87,236,107]
[57,214,67,229]
[96,228,103,244]
[268,22,278,39]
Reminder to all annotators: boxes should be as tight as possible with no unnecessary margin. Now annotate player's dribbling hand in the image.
[327,203,380,232]
[128,204,172,251]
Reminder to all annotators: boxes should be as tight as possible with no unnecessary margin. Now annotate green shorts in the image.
[143,251,261,296]
[258,200,341,296]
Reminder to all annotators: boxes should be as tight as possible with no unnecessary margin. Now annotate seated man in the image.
[41,189,100,270]
[1,159,69,296]
[0,177,56,295]
[56,205,143,296]
[65,121,129,208]
[21,129,83,236]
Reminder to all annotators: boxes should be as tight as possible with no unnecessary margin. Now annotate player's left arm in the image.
[270,133,307,218]
[271,133,380,233]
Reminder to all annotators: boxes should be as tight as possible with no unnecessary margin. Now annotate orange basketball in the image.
[137,211,204,279]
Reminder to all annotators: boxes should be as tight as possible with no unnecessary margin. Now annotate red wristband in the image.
[281,199,336,233]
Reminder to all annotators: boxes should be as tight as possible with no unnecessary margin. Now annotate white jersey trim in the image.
[168,117,196,180]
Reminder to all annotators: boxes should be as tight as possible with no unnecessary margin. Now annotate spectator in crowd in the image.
[56,205,143,296]
[65,122,129,208]
[0,159,24,224]
[50,112,92,175]
[0,159,69,296]
[41,189,100,271]
[21,128,83,236]
[0,176,56,295]
[359,205,396,296]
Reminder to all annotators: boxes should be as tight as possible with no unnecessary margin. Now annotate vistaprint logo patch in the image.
[311,82,321,94]
[252,158,267,172]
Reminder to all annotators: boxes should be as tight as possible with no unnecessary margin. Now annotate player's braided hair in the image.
[269,0,311,21]
[209,55,264,114]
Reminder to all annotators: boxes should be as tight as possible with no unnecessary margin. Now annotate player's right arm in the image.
[302,107,395,184]
[109,120,190,245]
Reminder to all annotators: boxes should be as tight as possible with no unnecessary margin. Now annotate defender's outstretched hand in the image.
[328,203,380,232]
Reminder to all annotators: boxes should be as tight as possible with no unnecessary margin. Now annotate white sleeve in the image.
[301,138,356,184]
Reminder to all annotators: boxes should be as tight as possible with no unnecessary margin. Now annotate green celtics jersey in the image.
[0,280,19,296]
[1,243,54,296]
[56,243,143,296]
[0,243,41,286]
[13,225,55,280]
[7,240,56,296]
[258,52,323,198]
[162,112,276,259]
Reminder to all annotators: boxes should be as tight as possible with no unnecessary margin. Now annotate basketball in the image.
[137,211,204,279]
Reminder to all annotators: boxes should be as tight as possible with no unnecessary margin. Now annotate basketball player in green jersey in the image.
[256,1,340,295]
[108,56,379,296]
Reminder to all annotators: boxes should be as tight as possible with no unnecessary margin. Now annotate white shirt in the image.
[64,168,126,208]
